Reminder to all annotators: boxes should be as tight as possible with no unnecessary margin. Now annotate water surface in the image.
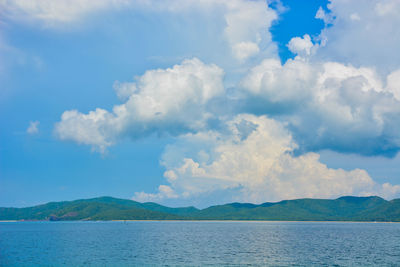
[1,221,399,266]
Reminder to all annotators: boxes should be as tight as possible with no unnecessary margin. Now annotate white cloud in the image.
[55,108,117,153]
[349,13,361,21]
[136,115,400,204]
[315,0,400,73]
[134,185,178,202]
[240,57,400,156]
[222,0,277,61]
[315,6,334,25]
[54,58,225,152]
[386,69,400,101]
[27,120,39,135]
[287,34,315,57]
[113,81,137,102]
[240,58,315,104]
[232,42,260,61]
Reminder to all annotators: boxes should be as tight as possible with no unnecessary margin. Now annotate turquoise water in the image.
[1,221,400,266]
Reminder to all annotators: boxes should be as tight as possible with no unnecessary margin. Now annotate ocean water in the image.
[1,221,400,266]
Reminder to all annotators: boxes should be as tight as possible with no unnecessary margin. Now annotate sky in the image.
[1,0,400,208]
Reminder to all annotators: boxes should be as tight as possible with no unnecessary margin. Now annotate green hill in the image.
[190,196,393,221]
[1,196,400,221]
[0,197,196,221]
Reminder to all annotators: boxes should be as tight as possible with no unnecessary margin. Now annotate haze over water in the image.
[1,221,400,266]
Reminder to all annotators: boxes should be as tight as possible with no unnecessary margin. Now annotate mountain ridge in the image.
[1,196,400,222]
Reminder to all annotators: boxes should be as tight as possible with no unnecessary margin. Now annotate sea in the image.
[1,221,399,266]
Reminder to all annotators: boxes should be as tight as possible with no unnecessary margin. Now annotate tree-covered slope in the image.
[0,197,193,221]
[1,196,400,221]
[190,196,395,221]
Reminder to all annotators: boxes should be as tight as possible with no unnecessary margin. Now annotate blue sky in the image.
[1,0,400,208]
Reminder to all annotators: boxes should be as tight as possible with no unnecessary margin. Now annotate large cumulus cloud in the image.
[55,58,225,152]
[240,57,400,156]
[134,114,400,205]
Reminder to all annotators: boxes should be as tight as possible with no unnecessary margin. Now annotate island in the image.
[1,196,400,222]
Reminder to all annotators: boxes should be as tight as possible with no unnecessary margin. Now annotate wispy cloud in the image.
[27,121,40,135]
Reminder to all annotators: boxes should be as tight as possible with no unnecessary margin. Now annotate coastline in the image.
[1,220,399,223]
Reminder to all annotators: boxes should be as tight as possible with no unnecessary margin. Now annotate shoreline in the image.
[1,220,399,223]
